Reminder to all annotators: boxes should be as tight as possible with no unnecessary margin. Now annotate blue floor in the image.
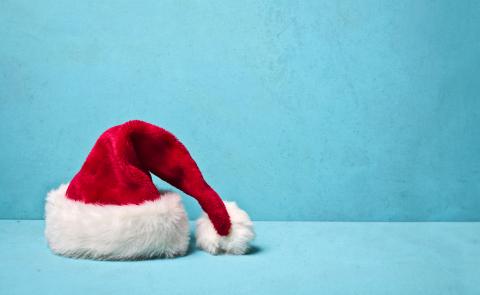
[0,221,479,295]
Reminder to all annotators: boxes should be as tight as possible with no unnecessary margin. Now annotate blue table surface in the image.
[0,221,479,295]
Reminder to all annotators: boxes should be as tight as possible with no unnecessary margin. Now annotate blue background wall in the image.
[1,0,479,220]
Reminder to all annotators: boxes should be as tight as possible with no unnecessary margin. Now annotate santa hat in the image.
[45,120,254,260]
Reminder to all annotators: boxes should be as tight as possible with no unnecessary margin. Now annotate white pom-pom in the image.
[195,202,255,255]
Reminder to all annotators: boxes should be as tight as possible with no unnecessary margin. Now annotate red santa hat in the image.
[45,120,254,260]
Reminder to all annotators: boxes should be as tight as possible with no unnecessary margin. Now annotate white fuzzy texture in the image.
[45,184,190,260]
[195,202,255,255]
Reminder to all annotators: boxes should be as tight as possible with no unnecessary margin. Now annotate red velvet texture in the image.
[66,120,231,236]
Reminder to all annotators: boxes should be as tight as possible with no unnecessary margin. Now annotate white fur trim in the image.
[195,202,255,255]
[45,184,190,260]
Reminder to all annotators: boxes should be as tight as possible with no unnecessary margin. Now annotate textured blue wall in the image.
[1,1,479,220]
